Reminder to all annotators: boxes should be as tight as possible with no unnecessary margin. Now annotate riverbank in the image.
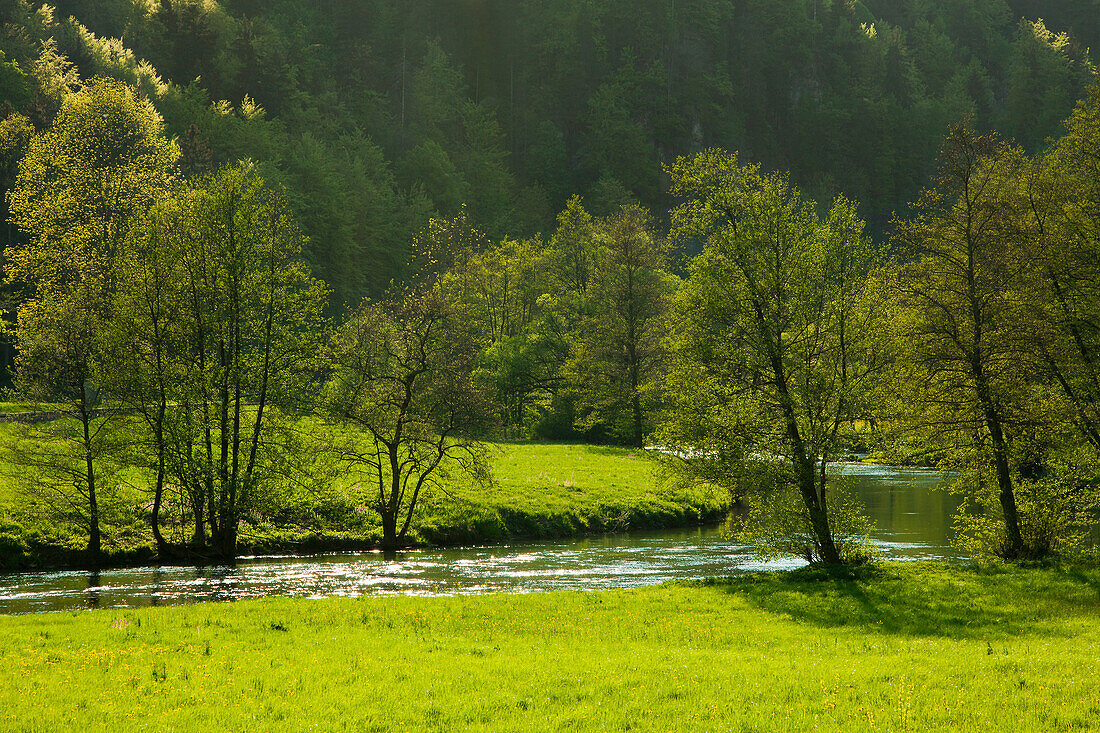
[0,562,1096,731]
[0,441,728,571]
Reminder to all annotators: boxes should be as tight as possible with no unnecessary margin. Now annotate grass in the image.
[0,434,727,568]
[0,403,51,413]
[416,442,726,543]
[0,562,1097,731]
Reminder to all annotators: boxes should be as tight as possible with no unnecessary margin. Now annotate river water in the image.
[0,463,957,614]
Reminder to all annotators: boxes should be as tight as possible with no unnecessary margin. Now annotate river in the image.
[0,463,957,614]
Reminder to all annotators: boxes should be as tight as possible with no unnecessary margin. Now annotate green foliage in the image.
[886,123,1100,560]
[441,234,565,432]
[3,76,177,561]
[1,0,1098,569]
[325,284,495,549]
[0,50,30,109]
[102,161,329,557]
[889,126,1022,555]
[661,149,886,564]
[734,475,877,564]
[0,113,33,180]
[407,205,490,283]
[1002,19,1093,150]
[949,453,1100,561]
[6,76,177,292]
[548,194,597,299]
[3,0,1091,301]
[1027,87,1100,457]
[565,204,675,446]
[0,431,726,566]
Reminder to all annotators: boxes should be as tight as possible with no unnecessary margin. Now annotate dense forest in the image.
[1,0,1099,567]
[1,0,1096,318]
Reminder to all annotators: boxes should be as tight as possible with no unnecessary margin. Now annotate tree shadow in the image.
[1065,565,1100,595]
[702,562,1097,639]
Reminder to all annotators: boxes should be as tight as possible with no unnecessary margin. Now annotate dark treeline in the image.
[1,0,1096,319]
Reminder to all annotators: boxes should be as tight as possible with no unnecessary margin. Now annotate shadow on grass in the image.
[700,562,1099,639]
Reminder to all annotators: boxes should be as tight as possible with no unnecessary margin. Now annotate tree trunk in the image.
[212,516,237,559]
[151,408,169,556]
[797,457,841,564]
[973,351,1025,556]
[769,340,843,565]
[629,353,644,448]
[191,490,206,548]
[982,402,1025,557]
[151,471,168,556]
[380,510,398,552]
[80,404,101,566]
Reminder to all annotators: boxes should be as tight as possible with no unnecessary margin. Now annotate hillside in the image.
[1,0,1094,317]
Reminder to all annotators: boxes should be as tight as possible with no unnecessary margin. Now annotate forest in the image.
[2,0,1097,311]
[0,0,1098,569]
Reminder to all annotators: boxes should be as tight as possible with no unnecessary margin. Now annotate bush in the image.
[731,476,876,564]
[951,464,1100,560]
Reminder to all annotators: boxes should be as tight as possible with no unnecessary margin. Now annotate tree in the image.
[548,194,597,300]
[6,77,177,293]
[890,125,1036,559]
[1002,19,1090,151]
[102,162,329,559]
[661,150,884,564]
[326,285,495,551]
[3,290,118,561]
[441,235,563,431]
[1023,87,1100,456]
[567,203,674,446]
[4,77,177,563]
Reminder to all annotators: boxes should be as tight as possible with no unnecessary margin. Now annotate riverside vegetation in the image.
[0,563,1097,731]
[1,3,1100,730]
[1,0,1099,571]
[0,436,727,570]
[1,80,1100,568]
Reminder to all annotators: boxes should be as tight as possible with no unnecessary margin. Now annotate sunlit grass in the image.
[417,443,726,543]
[0,563,1096,731]
[0,403,49,413]
[0,432,727,566]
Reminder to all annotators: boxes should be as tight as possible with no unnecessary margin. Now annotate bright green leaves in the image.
[887,119,1100,559]
[565,203,674,447]
[103,162,329,556]
[6,77,178,294]
[327,285,494,550]
[662,149,885,563]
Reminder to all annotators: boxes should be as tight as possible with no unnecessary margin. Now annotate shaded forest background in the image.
[1,0,1097,347]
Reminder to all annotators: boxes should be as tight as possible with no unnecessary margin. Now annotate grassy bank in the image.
[0,439,727,570]
[414,443,726,544]
[0,563,1097,731]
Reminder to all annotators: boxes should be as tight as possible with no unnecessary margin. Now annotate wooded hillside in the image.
[2,0,1094,312]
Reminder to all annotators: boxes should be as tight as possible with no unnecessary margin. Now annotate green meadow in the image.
[416,442,726,544]
[0,563,1096,731]
[0,434,727,568]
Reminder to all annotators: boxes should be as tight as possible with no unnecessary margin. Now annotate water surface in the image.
[0,463,957,614]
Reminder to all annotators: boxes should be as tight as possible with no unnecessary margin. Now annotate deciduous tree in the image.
[661,150,884,564]
[326,285,495,551]
[103,162,328,559]
[890,126,1035,558]
[567,204,674,446]
[4,77,176,563]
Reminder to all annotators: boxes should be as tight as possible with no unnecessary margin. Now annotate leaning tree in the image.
[660,150,886,564]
